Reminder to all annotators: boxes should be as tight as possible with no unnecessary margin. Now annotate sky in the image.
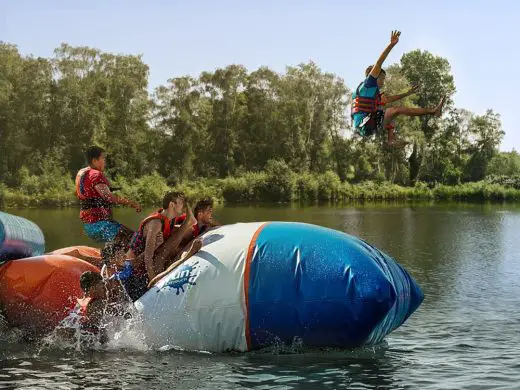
[2,0,519,151]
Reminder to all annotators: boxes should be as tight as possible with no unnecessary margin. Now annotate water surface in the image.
[2,203,519,389]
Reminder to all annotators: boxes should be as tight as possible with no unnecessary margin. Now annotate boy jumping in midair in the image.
[351,30,446,147]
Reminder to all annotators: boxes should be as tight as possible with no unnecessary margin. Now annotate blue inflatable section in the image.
[247,222,423,349]
[0,211,45,262]
[358,240,424,344]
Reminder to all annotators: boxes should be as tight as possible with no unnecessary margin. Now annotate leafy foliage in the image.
[0,42,515,207]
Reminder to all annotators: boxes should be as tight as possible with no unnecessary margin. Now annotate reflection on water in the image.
[3,203,520,389]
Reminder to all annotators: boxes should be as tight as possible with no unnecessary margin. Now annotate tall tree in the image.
[464,109,504,181]
[398,50,456,183]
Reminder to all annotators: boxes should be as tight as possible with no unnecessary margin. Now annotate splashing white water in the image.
[40,279,149,352]
[0,310,8,332]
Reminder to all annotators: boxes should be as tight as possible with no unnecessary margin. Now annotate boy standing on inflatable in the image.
[351,30,446,147]
[75,146,141,245]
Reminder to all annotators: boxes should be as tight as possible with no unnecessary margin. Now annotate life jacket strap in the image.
[80,197,112,210]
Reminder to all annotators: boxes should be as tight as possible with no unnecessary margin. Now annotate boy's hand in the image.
[390,30,401,46]
[131,201,142,213]
[408,84,419,95]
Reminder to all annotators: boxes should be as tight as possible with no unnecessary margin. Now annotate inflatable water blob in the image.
[50,246,103,268]
[0,255,99,334]
[0,212,99,334]
[136,222,424,352]
[0,213,424,350]
[0,211,45,262]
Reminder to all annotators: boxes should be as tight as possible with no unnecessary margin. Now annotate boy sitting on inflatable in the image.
[351,30,446,147]
[175,198,221,238]
[75,146,141,245]
[147,198,221,288]
[122,192,202,300]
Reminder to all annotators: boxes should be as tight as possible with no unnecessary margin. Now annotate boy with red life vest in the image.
[75,146,142,245]
[147,198,220,288]
[122,191,200,300]
[192,198,221,235]
[175,198,221,238]
[351,30,446,147]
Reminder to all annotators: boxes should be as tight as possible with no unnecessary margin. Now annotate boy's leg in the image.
[83,220,134,246]
[383,97,446,146]
[385,123,398,145]
[383,96,446,124]
[113,225,134,249]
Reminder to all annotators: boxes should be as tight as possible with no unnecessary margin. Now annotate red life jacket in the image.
[174,214,203,237]
[76,297,91,316]
[73,297,100,334]
[192,223,209,237]
[351,93,385,114]
[75,167,112,223]
[351,82,385,115]
[129,210,173,257]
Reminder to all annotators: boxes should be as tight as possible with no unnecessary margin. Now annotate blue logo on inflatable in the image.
[161,261,199,295]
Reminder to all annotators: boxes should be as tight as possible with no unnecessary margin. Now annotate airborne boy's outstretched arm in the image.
[385,85,419,104]
[369,30,401,79]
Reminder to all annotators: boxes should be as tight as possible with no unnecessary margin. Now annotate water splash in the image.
[39,278,149,353]
[0,310,26,350]
[0,310,8,332]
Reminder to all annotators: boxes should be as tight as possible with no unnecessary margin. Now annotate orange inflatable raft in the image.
[0,248,102,335]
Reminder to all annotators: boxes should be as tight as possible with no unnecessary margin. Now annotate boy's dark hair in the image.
[193,198,213,217]
[80,271,103,293]
[85,146,105,165]
[365,65,386,77]
[162,191,185,210]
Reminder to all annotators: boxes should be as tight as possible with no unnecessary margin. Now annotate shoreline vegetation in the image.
[1,43,519,209]
[2,168,520,209]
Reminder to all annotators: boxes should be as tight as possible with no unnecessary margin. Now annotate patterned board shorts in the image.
[356,110,385,137]
[83,220,123,243]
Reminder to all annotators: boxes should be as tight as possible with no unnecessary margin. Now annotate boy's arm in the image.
[147,256,188,289]
[369,30,401,78]
[86,300,109,343]
[94,183,142,212]
[385,85,419,104]
[142,220,162,280]
[147,264,172,288]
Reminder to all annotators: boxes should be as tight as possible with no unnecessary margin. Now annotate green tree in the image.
[487,151,520,177]
[200,65,248,177]
[464,110,504,181]
[398,50,457,183]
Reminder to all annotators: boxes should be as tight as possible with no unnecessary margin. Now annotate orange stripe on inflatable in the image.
[243,222,268,351]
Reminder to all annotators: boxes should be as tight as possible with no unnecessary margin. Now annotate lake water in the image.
[2,203,520,389]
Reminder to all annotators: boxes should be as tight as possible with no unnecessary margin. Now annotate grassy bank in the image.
[2,166,520,209]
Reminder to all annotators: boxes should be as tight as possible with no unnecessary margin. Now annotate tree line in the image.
[0,42,514,199]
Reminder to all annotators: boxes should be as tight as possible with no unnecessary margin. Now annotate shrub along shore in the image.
[2,167,520,209]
